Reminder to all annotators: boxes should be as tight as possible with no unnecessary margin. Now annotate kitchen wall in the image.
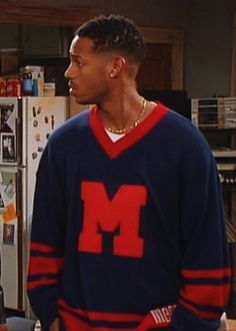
[2,0,236,98]
[54,0,235,99]
[185,0,235,98]
[87,0,236,98]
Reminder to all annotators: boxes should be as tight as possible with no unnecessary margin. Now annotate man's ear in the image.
[109,56,126,78]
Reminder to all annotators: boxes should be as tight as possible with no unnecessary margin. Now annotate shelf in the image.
[213,150,236,158]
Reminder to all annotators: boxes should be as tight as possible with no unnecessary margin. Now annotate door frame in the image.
[231,13,236,96]
[0,2,98,26]
[139,27,184,90]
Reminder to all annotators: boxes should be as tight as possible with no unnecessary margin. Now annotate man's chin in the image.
[76,100,90,106]
[72,95,88,105]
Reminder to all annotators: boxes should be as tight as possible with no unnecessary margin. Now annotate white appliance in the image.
[0,96,68,314]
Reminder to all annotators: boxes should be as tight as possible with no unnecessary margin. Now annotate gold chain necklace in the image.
[106,98,147,135]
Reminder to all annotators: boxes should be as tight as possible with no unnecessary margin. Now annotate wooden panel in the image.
[0,2,98,26]
[140,27,184,90]
[137,43,172,90]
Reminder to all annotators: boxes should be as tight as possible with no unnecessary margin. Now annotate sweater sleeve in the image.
[27,141,66,330]
[171,136,231,331]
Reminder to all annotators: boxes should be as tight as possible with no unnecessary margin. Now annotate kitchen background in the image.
[0,0,236,99]
[0,0,236,320]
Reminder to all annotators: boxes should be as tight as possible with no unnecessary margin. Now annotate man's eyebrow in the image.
[70,53,85,61]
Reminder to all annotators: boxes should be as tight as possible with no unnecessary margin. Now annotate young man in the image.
[27,15,231,331]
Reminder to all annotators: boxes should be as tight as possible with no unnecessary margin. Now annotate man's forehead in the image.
[69,35,95,54]
[69,35,80,53]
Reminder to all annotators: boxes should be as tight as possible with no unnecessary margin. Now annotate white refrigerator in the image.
[0,96,68,314]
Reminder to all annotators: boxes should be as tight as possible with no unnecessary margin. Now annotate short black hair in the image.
[75,14,146,63]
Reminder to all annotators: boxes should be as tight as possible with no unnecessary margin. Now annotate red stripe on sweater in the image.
[59,308,170,331]
[30,242,56,253]
[180,283,230,307]
[28,256,63,276]
[59,299,143,322]
[179,299,220,319]
[59,299,173,330]
[181,268,231,279]
[27,277,57,290]
[138,312,170,330]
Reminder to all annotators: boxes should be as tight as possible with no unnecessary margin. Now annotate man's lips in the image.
[68,83,77,95]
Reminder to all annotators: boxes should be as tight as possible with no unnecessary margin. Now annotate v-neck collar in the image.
[89,101,168,159]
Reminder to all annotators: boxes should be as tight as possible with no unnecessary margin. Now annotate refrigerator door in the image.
[25,96,68,238]
[0,96,68,314]
[0,166,25,310]
[0,97,22,167]
[23,96,68,316]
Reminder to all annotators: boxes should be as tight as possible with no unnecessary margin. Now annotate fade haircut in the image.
[75,15,146,63]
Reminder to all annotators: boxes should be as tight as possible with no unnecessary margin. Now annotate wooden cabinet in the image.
[0,23,71,58]
[139,27,184,90]
[0,23,19,49]
[21,24,67,58]
[137,43,172,91]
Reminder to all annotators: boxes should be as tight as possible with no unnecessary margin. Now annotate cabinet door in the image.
[21,24,63,57]
[136,43,172,91]
[0,23,19,49]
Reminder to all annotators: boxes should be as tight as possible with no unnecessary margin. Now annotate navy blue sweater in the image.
[27,102,230,331]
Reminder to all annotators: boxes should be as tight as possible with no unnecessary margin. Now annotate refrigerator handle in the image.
[16,169,24,310]
[16,106,23,165]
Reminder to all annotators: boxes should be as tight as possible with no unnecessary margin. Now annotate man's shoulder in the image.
[61,109,90,131]
[159,108,212,157]
[50,109,91,141]
[164,109,204,139]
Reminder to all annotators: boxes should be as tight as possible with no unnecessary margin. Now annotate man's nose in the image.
[64,64,73,79]
[64,67,70,79]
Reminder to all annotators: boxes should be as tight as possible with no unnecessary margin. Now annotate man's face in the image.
[65,36,112,105]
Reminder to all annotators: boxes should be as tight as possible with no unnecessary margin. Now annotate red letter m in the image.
[78,181,147,258]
